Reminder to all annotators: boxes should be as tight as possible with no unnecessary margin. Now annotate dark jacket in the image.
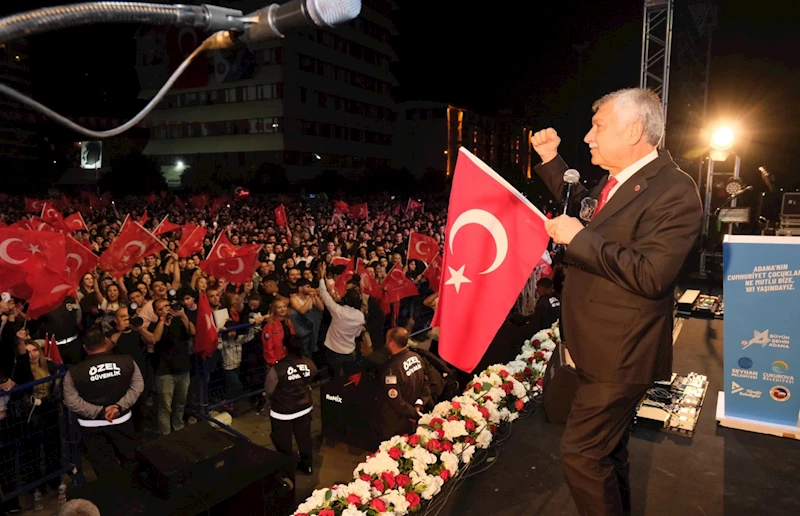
[534,152,702,383]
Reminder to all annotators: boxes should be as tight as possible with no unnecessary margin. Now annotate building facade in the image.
[0,39,38,166]
[134,0,398,183]
[394,102,534,180]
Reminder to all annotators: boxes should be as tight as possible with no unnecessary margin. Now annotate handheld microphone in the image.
[238,0,361,45]
[562,169,581,215]
[758,166,774,193]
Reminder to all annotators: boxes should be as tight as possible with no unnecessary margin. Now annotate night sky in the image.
[3,0,799,190]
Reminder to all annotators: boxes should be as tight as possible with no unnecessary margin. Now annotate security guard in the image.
[375,327,431,441]
[265,337,318,475]
[63,326,143,477]
[531,278,561,331]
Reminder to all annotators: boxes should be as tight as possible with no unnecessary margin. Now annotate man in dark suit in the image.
[531,88,702,516]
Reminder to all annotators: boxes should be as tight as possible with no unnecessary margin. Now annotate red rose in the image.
[388,447,402,460]
[490,424,498,433]
[499,370,509,378]
[430,417,444,428]
[442,440,453,452]
[370,498,387,512]
[501,383,513,394]
[524,367,534,376]
[435,428,445,439]
[295,514,309,516]
[465,419,476,431]
[408,434,420,446]
[465,436,476,445]
[372,479,385,492]
[451,401,461,410]
[381,471,396,489]
[360,474,372,482]
[426,439,441,453]
[485,395,493,402]
[532,339,541,346]
[440,469,451,481]
[448,416,458,421]
[537,378,544,387]
[406,492,421,508]
[473,383,482,393]
[346,494,362,505]
[479,407,490,419]
[396,474,411,487]
[319,511,334,516]
[515,399,525,411]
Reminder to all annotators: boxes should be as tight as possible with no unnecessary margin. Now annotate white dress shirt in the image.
[318,279,365,355]
[607,149,658,200]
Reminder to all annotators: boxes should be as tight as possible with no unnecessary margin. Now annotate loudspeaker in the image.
[136,423,236,499]
[542,342,578,424]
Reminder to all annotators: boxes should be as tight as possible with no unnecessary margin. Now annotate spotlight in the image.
[710,127,735,151]
[725,177,744,196]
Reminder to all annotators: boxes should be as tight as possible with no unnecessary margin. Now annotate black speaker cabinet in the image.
[70,424,296,515]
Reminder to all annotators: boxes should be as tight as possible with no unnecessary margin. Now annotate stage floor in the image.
[435,317,800,516]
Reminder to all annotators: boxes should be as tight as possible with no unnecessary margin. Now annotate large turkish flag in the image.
[434,148,549,372]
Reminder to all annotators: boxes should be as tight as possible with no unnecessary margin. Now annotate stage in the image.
[434,317,800,516]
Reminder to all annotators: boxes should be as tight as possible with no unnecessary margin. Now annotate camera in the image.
[129,302,144,328]
[167,289,181,311]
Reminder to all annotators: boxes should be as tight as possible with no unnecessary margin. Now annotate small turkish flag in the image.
[350,203,368,219]
[200,247,260,284]
[154,216,181,236]
[25,198,45,213]
[275,204,288,227]
[64,212,88,232]
[100,222,166,278]
[423,253,443,292]
[176,224,206,258]
[408,232,439,265]
[193,292,218,360]
[333,200,349,214]
[406,198,424,214]
[434,148,549,372]
[207,232,238,260]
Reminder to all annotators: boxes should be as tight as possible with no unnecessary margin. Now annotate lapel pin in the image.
[634,185,641,192]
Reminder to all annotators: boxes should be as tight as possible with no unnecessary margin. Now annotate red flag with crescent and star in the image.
[100,222,167,279]
[200,245,261,284]
[407,232,439,265]
[433,148,549,372]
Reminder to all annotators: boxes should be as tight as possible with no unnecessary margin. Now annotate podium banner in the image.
[723,235,800,427]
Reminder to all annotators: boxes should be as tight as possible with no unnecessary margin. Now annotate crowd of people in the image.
[0,191,562,513]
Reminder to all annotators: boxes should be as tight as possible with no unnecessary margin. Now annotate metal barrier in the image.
[0,372,84,503]
[200,289,437,440]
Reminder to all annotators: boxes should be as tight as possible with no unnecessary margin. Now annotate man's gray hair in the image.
[592,88,664,146]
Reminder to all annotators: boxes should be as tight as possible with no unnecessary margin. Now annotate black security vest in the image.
[70,352,135,418]
[270,355,317,415]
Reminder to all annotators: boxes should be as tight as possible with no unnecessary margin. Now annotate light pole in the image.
[698,125,741,278]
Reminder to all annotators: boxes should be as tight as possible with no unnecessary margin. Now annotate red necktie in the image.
[592,176,618,219]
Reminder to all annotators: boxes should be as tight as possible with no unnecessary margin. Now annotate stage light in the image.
[710,127,735,151]
[725,177,744,196]
[176,160,184,168]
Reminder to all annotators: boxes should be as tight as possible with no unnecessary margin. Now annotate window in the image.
[299,87,307,103]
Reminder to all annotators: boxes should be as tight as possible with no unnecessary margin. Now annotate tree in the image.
[98,154,167,195]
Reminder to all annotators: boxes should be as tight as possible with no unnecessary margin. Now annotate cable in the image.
[0,30,233,139]
[0,2,245,45]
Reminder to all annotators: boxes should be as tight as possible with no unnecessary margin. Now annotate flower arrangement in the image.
[293,321,561,516]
